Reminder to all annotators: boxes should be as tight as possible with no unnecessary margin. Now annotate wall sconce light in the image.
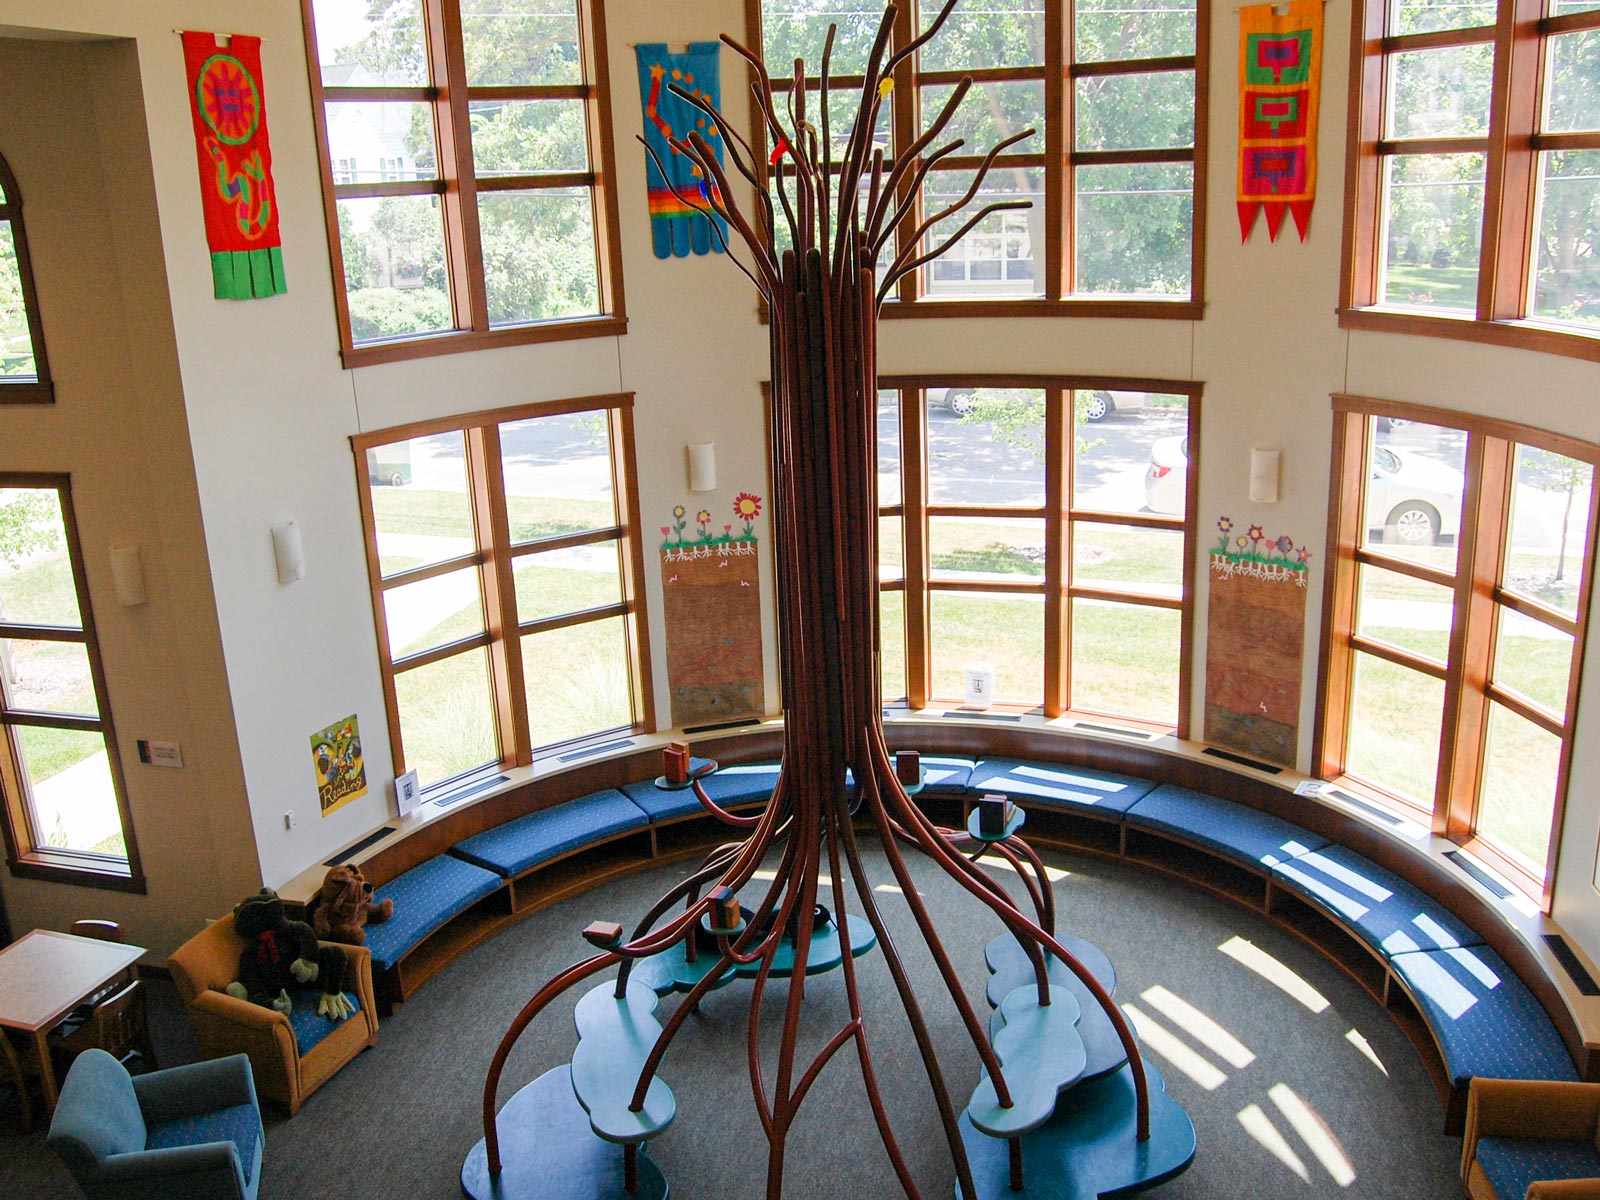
[1249,448,1281,504]
[109,545,147,607]
[272,521,305,584]
[687,442,717,492]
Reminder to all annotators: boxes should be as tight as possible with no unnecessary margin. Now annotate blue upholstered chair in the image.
[46,1048,263,1200]
[1462,1078,1600,1199]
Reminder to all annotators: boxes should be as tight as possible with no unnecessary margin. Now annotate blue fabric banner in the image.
[636,42,726,259]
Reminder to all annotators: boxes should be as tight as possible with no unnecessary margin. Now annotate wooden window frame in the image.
[1314,395,1600,906]
[301,0,628,369]
[745,0,1209,320]
[879,374,1198,735]
[352,394,654,789]
[1340,0,1600,362]
[0,474,143,892]
[0,153,53,404]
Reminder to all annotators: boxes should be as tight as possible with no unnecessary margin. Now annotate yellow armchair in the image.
[167,915,378,1115]
[1463,1078,1600,1200]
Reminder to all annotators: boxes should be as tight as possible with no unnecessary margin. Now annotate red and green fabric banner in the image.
[182,32,286,299]
[1237,0,1323,243]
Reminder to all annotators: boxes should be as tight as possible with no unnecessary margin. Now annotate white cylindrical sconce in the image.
[272,521,305,584]
[109,545,147,607]
[1249,448,1281,504]
[687,442,717,492]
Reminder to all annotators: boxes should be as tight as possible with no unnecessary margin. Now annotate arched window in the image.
[0,151,52,403]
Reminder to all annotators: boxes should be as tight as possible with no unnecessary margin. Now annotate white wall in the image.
[0,0,1597,963]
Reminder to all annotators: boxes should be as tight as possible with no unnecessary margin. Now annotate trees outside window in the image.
[751,0,1206,317]
[1317,398,1598,902]
[303,0,626,366]
[0,478,141,889]
[0,152,52,402]
[353,396,653,791]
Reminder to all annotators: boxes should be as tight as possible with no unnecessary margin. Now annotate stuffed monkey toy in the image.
[226,888,354,1021]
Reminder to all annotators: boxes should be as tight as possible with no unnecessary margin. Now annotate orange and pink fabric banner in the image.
[1237,0,1323,243]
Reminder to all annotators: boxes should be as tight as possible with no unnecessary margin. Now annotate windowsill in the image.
[339,312,628,369]
[1338,305,1600,364]
[7,849,145,893]
[0,379,54,403]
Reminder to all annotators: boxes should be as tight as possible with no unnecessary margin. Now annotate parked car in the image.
[365,446,412,488]
[1142,438,1464,547]
[933,388,1143,421]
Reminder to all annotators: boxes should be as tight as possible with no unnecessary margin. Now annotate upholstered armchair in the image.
[47,1049,263,1200]
[167,914,377,1115]
[1463,1078,1600,1199]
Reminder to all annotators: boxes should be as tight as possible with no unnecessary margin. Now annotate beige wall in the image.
[0,0,1597,963]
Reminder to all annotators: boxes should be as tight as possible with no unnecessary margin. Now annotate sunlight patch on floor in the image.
[1270,1083,1357,1187]
[1140,985,1256,1069]
[1345,1028,1388,1075]
[1124,1003,1228,1090]
[1218,936,1330,1013]
[979,856,1070,882]
[1237,1102,1310,1182]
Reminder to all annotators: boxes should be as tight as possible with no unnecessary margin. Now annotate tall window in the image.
[353,397,653,790]
[303,0,626,366]
[1318,399,1598,900]
[751,0,1207,316]
[878,378,1196,729]
[1342,0,1600,359]
[0,478,141,888]
[0,152,52,403]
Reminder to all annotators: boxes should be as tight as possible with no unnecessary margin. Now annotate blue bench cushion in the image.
[450,788,649,877]
[1125,784,1328,868]
[969,758,1159,816]
[1271,844,1485,959]
[288,988,360,1055]
[622,761,786,823]
[365,855,504,971]
[908,755,976,797]
[145,1099,261,1185]
[1475,1136,1600,1198]
[1390,945,1578,1087]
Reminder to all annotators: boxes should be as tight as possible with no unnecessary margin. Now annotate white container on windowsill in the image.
[963,664,995,709]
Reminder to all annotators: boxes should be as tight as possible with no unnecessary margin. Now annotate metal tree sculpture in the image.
[475,5,1154,1197]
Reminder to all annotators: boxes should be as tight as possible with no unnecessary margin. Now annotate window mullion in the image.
[1314,410,1374,781]
[1479,0,1546,321]
[893,2,921,303]
[468,423,529,767]
[1341,0,1393,309]
[901,387,930,708]
[428,0,488,333]
[610,401,655,734]
[1043,383,1069,716]
[1046,0,1067,300]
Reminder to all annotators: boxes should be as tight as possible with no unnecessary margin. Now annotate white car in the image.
[1144,436,1188,514]
[935,387,1142,421]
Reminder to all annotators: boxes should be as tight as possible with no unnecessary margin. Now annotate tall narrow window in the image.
[0,478,141,888]
[0,152,52,402]
[303,0,626,366]
[1318,399,1598,901]
[354,396,653,791]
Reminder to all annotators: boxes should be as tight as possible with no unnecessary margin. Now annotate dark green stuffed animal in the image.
[226,888,354,1021]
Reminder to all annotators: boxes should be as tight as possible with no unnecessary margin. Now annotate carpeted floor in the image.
[0,842,1463,1199]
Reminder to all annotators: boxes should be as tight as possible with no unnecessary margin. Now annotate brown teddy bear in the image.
[310,864,393,946]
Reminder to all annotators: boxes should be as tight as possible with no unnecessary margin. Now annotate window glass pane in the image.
[877,389,900,507]
[337,195,453,343]
[787,83,893,160]
[880,515,903,581]
[922,169,1045,298]
[1077,0,1195,59]
[366,431,474,575]
[324,102,437,182]
[1545,30,1600,133]
[2,640,97,717]
[15,726,122,857]
[880,590,905,702]
[1355,563,1454,663]
[1071,599,1180,724]
[761,0,888,76]
[1529,151,1600,329]
[930,592,1044,705]
[383,567,486,658]
[1360,417,1468,568]
[1387,0,1497,34]
[462,0,581,86]
[1076,72,1195,151]
[1503,443,1593,617]
[1476,703,1560,875]
[479,189,599,326]
[1493,611,1573,716]
[312,0,430,88]
[513,541,622,623]
[1072,524,1183,599]
[1378,153,1484,312]
[501,411,617,539]
[920,82,1044,156]
[395,649,499,788]
[1386,46,1492,139]
[1075,162,1193,296]
[926,388,1045,506]
[920,0,1045,71]
[0,489,79,626]
[470,100,589,176]
[1553,0,1600,13]
[1346,651,1443,809]
[0,222,36,380]
[1075,391,1189,514]
[523,615,634,746]
[929,517,1046,582]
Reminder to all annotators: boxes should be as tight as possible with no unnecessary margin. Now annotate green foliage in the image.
[0,489,62,567]
[958,389,1104,458]
[0,220,36,376]
[347,285,452,343]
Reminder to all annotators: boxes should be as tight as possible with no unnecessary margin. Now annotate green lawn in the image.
[1383,263,1480,311]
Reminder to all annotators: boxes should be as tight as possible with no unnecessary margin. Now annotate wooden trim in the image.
[510,526,624,555]
[471,423,525,767]
[584,0,628,329]
[1374,136,1489,156]
[1332,393,1600,464]
[1068,510,1187,533]
[352,392,635,449]
[916,67,1046,86]
[881,298,1204,320]
[1533,131,1600,152]
[1381,26,1500,52]
[518,603,632,636]
[431,0,483,332]
[0,153,53,402]
[1478,0,1542,321]
[1067,585,1183,611]
[474,172,598,193]
[901,387,930,710]
[393,633,495,675]
[333,179,445,200]
[612,401,654,735]
[1046,0,1067,300]
[1542,8,1600,35]
[1176,386,1199,740]
[338,314,628,369]
[466,84,591,102]
[0,711,104,733]
[352,439,408,774]
[1070,55,1197,78]
[320,85,436,102]
[1352,545,1458,589]
[926,503,1046,520]
[1483,683,1565,739]
[1190,0,1211,314]
[1493,589,1579,639]
[1044,384,1068,716]
[1337,307,1600,362]
[377,552,482,590]
[0,622,90,644]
